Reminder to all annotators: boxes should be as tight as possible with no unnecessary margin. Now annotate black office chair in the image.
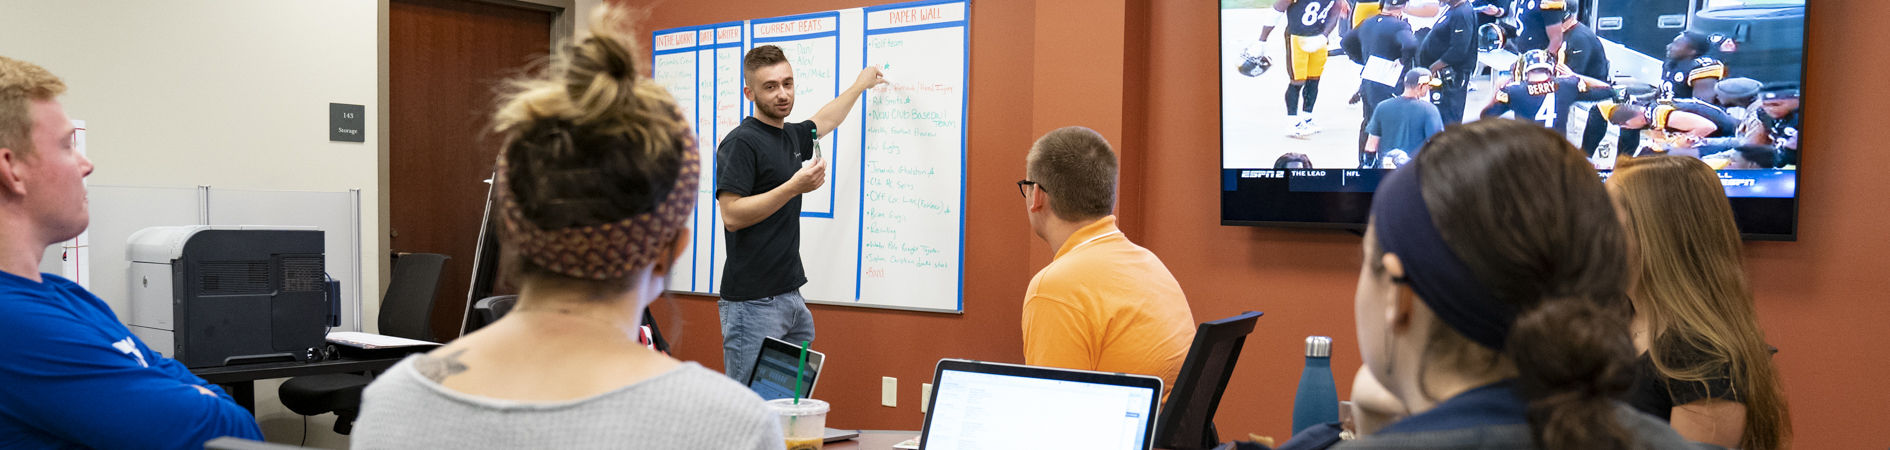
[1153,311,1264,450]
[278,253,449,435]
[464,295,518,334]
[465,294,671,354]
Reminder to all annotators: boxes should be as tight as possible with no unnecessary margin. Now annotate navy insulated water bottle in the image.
[1291,336,1337,435]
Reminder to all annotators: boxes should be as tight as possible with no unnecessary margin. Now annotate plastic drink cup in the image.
[766,398,829,450]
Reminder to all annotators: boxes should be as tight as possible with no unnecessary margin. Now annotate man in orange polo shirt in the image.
[1018,126,1196,400]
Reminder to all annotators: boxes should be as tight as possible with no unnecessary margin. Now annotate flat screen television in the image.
[1220,0,1805,240]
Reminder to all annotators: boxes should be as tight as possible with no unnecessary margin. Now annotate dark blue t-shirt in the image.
[1368,96,1445,156]
[0,271,262,449]
[715,117,816,301]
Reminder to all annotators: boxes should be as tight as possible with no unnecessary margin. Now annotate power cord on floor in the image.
[300,414,309,447]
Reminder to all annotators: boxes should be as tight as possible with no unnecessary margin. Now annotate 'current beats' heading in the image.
[753,17,838,39]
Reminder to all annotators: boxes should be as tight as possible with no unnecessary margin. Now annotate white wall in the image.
[1,2,379,447]
[0,0,382,310]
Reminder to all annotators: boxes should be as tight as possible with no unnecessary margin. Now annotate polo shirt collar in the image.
[1055,215,1120,260]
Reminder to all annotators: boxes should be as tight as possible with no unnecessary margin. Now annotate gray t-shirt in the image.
[353,359,785,450]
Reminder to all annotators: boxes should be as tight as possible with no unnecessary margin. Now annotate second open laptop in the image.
[744,337,859,443]
[918,359,1164,450]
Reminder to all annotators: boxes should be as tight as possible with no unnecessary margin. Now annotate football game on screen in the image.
[1218,0,1805,235]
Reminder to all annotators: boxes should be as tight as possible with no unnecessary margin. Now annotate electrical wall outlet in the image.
[882,377,898,407]
[921,383,933,413]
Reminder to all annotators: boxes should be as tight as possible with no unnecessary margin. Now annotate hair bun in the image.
[584,36,632,79]
[1510,296,1637,450]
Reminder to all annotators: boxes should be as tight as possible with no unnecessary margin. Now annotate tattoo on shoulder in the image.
[413,349,470,383]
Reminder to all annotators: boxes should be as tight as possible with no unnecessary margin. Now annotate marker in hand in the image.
[804,127,822,168]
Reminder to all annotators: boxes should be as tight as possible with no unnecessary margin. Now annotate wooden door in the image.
[390,0,552,342]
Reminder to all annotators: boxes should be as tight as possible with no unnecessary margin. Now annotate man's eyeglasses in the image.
[1017,180,1047,198]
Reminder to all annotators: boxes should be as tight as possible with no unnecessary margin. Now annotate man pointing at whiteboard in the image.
[714,44,885,383]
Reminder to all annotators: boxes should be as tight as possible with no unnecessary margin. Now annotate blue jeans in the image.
[718,290,816,384]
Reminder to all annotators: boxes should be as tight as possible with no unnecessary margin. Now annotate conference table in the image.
[190,354,411,412]
[827,430,919,450]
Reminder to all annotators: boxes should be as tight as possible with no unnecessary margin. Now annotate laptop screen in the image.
[922,362,1159,450]
[747,338,821,401]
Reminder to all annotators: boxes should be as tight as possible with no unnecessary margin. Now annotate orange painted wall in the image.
[636,0,1890,447]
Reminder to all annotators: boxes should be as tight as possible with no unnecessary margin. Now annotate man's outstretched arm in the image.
[810,67,889,139]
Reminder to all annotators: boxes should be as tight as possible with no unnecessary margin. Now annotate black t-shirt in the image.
[1626,346,1744,421]
[1419,1,1479,71]
[1559,23,1610,81]
[714,117,815,301]
[1342,15,1417,69]
[1286,0,1338,37]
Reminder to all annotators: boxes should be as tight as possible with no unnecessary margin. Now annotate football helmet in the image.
[1514,49,1555,78]
[1613,81,1660,106]
[1476,23,1504,52]
[1238,45,1272,77]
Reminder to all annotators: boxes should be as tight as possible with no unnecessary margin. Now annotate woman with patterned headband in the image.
[1339,119,1707,450]
[351,5,783,450]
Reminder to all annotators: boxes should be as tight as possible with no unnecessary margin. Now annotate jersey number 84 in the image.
[1302,2,1331,27]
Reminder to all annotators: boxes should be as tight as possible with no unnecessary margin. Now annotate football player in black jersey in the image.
[1605,99,1741,158]
[1257,0,1345,137]
[1511,0,1570,53]
[1481,50,1613,135]
[1756,85,1801,166]
[1579,83,1657,158]
[1664,31,1727,104]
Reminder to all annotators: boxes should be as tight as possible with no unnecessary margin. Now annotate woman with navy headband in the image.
[1338,119,1712,450]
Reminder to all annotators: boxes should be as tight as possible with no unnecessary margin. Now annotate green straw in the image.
[794,340,810,405]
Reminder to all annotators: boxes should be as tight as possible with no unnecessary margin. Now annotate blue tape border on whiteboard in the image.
[710,22,740,293]
[651,25,707,292]
[654,21,745,294]
[750,11,844,219]
[856,0,969,312]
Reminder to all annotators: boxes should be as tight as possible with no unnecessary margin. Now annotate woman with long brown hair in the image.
[351,5,782,449]
[1341,119,1699,450]
[1609,155,1792,450]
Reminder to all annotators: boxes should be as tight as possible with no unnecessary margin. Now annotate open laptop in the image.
[918,359,1164,450]
[745,337,859,443]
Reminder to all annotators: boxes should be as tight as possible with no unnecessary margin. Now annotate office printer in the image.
[126,226,332,368]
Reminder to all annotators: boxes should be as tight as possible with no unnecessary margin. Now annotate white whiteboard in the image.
[652,0,968,313]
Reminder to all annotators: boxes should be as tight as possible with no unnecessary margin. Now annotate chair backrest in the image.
[1153,311,1263,450]
[379,253,449,342]
[465,295,518,333]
